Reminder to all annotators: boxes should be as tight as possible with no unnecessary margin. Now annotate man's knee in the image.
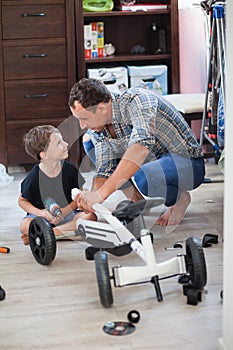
[133,169,148,196]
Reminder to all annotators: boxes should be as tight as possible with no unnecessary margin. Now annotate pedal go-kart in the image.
[28,198,207,307]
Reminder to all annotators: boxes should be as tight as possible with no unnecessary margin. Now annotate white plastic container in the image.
[87,67,128,94]
[127,64,168,95]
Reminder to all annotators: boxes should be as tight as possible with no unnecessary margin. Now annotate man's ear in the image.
[97,103,107,113]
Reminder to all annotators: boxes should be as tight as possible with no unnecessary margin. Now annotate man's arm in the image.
[91,176,107,191]
[77,143,149,211]
[98,143,149,199]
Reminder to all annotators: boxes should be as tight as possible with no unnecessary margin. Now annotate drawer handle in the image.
[24,93,49,99]
[23,54,48,58]
[22,13,46,17]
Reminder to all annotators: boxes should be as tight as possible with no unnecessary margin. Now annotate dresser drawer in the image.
[2,3,65,39]
[5,79,68,120]
[3,39,67,80]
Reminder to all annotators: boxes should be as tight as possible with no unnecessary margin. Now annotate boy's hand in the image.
[39,209,58,224]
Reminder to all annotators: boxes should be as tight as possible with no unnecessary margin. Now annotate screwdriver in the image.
[0,247,10,254]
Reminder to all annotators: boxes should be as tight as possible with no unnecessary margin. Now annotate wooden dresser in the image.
[0,0,78,167]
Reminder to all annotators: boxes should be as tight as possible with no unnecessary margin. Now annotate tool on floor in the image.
[202,233,219,247]
[0,246,10,254]
[127,310,140,324]
[103,310,140,336]
[103,321,135,336]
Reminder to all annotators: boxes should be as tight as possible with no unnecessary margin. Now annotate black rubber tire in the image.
[220,289,223,300]
[185,237,207,290]
[0,286,6,301]
[29,217,57,265]
[94,251,113,308]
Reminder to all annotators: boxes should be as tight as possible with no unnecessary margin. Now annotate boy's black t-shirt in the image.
[21,161,85,209]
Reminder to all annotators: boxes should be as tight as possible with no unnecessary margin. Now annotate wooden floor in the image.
[0,160,223,350]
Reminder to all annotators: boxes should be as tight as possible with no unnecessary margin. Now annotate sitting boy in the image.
[18,125,96,245]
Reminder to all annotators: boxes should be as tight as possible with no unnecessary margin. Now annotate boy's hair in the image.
[23,125,60,160]
[69,78,112,109]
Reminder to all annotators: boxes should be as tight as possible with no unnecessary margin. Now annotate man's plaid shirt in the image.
[86,88,203,179]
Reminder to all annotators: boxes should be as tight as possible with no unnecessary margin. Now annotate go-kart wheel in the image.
[94,251,113,308]
[220,289,223,300]
[29,217,57,265]
[185,237,207,290]
[0,286,6,301]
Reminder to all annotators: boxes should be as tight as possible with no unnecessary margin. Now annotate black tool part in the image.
[127,310,140,324]
[202,233,219,247]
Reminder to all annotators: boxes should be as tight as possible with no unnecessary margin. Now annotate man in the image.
[69,78,205,226]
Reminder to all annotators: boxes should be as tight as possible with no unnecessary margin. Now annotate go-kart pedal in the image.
[85,246,100,260]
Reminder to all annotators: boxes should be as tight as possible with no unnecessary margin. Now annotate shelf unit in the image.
[75,0,180,94]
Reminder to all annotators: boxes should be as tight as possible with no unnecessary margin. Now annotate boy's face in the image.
[43,132,68,161]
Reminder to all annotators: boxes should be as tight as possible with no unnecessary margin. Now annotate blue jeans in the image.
[83,138,205,207]
[83,138,96,164]
[133,154,205,206]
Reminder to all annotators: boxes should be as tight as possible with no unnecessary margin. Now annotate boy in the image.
[18,125,96,245]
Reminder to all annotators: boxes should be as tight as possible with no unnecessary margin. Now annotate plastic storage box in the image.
[127,65,168,95]
[87,67,128,94]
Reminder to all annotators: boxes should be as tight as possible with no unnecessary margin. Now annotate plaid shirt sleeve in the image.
[123,90,202,158]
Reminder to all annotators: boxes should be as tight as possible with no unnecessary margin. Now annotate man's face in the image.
[70,101,111,132]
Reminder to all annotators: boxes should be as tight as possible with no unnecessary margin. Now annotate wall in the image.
[178,1,208,93]
[218,1,233,349]
[178,1,208,138]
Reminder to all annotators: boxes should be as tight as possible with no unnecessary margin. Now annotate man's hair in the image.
[69,78,112,109]
[23,125,60,160]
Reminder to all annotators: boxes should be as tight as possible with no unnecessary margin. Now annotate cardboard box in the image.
[87,67,128,94]
[127,65,168,95]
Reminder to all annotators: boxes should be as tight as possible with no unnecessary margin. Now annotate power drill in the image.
[44,197,63,218]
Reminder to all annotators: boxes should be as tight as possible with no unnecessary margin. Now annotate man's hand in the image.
[76,189,104,212]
